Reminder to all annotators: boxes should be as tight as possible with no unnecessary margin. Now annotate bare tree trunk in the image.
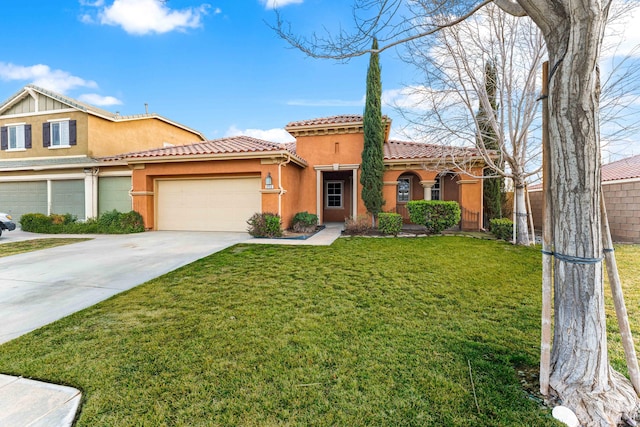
[513,182,530,245]
[544,9,639,425]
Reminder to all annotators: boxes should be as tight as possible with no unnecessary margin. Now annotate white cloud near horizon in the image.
[261,0,303,9]
[225,125,295,143]
[78,93,123,106]
[0,62,98,94]
[83,0,211,35]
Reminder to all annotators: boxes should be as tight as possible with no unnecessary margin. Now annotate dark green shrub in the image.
[20,213,52,233]
[490,218,514,241]
[247,212,282,238]
[344,215,372,235]
[378,212,403,236]
[119,211,145,232]
[291,211,318,233]
[98,210,121,228]
[19,211,144,234]
[407,200,461,234]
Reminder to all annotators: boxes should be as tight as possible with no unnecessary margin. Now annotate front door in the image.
[322,171,352,222]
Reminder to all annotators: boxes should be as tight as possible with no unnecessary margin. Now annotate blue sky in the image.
[1,0,639,159]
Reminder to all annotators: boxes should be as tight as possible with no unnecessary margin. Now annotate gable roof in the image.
[0,85,206,140]
[602,153,640,182]
[285,114,392,139]
[103,135,307,166]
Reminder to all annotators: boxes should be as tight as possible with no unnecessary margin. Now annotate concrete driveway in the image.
[0,229,248,344]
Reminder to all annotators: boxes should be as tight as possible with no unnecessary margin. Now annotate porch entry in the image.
[316,166,359,224]
[395,172,459,223]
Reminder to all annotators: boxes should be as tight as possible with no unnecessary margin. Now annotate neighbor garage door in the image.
[0,181,47,222]
[99,176,132,215]
[156,178,261,232]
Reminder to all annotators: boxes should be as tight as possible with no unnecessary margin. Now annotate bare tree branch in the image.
[271,0,494,60]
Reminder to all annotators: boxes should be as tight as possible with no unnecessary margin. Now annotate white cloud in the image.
[261,0,303,9]
[604,2,640,58]
[78,93,123,106]
[95,0,211,35]
[382,86,455,111]
[0,62,98,94]
[225,125,295,143]
[80,0,105,6]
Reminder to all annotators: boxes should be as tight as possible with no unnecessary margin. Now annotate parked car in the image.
[0,212,16,236]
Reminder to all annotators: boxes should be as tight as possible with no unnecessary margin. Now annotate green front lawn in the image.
[0,237,636,426]
[0,238,91,257]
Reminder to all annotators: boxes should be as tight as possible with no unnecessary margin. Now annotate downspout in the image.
[277,154,292,219]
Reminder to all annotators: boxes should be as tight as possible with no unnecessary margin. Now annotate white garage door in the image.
[156,178,261,232]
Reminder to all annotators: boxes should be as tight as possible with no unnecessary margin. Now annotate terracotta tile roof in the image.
[529,153,640,190]
[286,115,365,128]
[384,140,482,160]
[104,135,305,163]
[602,153,640,181]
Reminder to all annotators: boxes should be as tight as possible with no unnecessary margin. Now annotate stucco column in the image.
[352,168,358,218]
[420,180,437,200]
[316,169,322,224]
[84,168,98,220]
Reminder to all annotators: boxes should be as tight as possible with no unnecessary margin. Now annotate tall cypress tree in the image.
[478,59,503,224]
[361,37,385,224]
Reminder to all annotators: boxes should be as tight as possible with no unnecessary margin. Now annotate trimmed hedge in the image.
[20,210,145,234]
[490,218,514,241]
[247,212,282,238]
[291,211,318,233]
[407,200,461,234]
[378,212,403,236]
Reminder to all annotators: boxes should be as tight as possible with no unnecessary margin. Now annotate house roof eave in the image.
[121,150,308,168]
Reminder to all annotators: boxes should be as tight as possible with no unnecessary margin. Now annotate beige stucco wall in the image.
[529,180,640,243]
[0,111,89,159]
[87,115,204,157]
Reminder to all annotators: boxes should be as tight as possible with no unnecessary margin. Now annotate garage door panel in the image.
[51,180,85,219]
[99,176,132,215]
[157,178,261,232]
[0,182,47,222]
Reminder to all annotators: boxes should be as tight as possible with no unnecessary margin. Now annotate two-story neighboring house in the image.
[0,85,205,222]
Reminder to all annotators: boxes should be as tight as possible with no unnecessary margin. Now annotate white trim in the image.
[0,109,77,120]
[314,163,360,171]
[3,121,26,126]
[0,154,88,162]
[46,117,71,123]
[47,180,52,216]
[352,168,358,218]
[0,173,87,181]
[6,148,27,152]
[316,169,322,223]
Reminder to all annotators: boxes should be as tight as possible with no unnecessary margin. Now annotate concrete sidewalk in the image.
[0,225,342,426]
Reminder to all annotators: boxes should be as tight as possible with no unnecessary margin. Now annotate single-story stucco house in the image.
[106,115,488,232]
